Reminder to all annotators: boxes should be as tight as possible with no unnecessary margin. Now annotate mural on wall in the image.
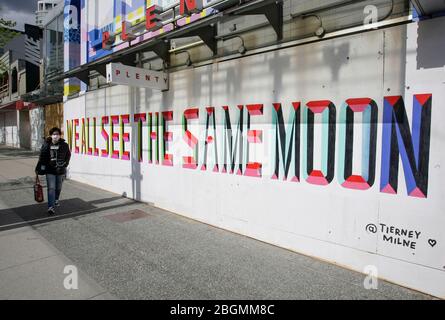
[65,94,433,198]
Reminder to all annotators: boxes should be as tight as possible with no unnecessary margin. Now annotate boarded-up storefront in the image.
[44,103,63,138]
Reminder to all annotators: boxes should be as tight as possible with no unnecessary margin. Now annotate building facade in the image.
[62,0,445,298]
[35,0,60,28]
[0,25,42,149]
[0,0,65,151]
[20,0,66,150]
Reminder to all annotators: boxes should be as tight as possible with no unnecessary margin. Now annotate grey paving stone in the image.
[0,254,107,300]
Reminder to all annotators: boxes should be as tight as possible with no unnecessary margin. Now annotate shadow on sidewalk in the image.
[0,145,40,158]
[0,196,138,232]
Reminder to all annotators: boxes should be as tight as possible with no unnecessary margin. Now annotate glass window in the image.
[45,18,58,75]
[43,12,64,78]
[56,13,64,70]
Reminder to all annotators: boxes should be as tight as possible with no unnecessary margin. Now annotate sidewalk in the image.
[0,144,436,300]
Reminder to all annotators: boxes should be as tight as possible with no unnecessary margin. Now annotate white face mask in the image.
[52,134,60,143]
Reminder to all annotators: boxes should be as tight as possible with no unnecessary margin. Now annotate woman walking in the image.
[35,127,71,215]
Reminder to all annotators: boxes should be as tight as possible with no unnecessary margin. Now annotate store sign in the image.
[85,0,238,62]
[99,0,206,50]
[106,63,169,90]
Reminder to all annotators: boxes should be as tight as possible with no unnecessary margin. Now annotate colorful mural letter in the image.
[120,114,130,160]
[110,115,120,159]
[338,98,378,190]
[74,118,80,154]
[183,108,199,169]
[303,101,336,185]
[272,102,301,182]
[202,107,219,172]
[222,105,244,175]
[161,111,174,166]
[66,120,73,150]
[245,104,264,178]
[86,118,92,155]
[148,112,159,164]
[81,118,87,154]
[101,116,110,158]
[134,113,147,162]
[380,94,432,198]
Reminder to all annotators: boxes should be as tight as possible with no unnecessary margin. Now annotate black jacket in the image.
[36,138,71,175]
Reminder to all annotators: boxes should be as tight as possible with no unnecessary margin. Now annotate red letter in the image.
[120,114,130,160]
[146,5,162,31]
[101,116,109,157]
[74,119,79,153]
[110,115,120,159]
[182,108,199,169]
[134,113,147,162]
[162,111,174,166]
[121,21,135,42]
[102,31,109,49]
[180,0,202,16]
[245,104,263,178]
[101,31,115,50]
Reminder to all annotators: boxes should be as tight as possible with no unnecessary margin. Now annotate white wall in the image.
[1,111,19,147]
[64,17,445,298]
[29,107,45,151]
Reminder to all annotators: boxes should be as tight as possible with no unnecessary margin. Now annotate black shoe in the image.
[48,207,56,215]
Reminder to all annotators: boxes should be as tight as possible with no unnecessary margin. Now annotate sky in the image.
[0,0,39,31]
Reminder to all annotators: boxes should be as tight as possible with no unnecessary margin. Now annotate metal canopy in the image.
[226,0,284,40]
[411,0,445,16]
[59,38,175,85]
[59,0,283,84]
[173,24,218,55]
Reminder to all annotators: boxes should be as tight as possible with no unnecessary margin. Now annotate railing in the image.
[0,83,8,99]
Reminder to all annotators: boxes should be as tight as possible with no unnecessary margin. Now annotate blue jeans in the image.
[46,174,64,209]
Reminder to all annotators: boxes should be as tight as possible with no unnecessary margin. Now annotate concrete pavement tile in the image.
[0,227,58,270]
[88,292,118,300]
[0,254,108,300]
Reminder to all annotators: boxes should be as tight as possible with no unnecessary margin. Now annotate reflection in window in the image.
[44,13,64,77]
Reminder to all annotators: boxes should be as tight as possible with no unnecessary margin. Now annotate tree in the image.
[0,18,16,28]
[0,5,20,60]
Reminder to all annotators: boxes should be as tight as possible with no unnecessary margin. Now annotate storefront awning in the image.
[0,100,33,111]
